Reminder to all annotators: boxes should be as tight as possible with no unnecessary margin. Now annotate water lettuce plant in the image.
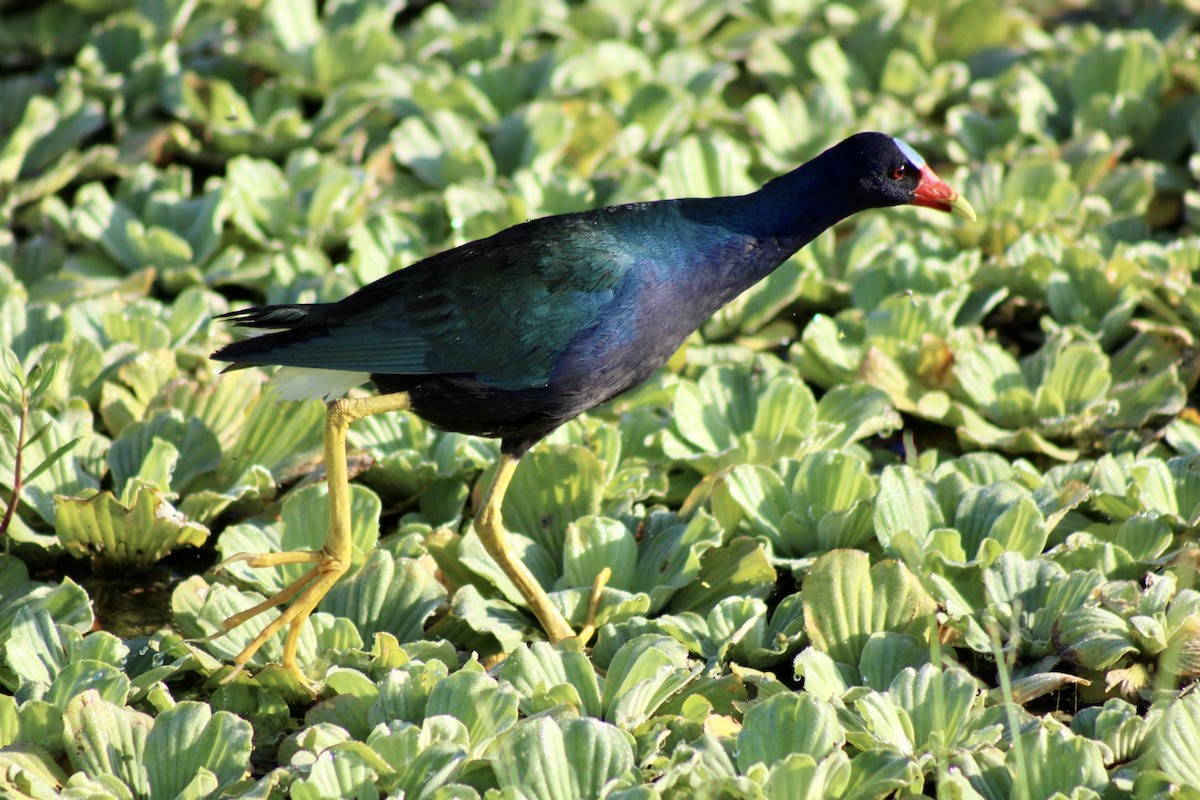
[2,0,1199,797]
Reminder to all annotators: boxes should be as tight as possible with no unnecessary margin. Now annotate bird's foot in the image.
[207,548,348,687]
[573,567,612,646]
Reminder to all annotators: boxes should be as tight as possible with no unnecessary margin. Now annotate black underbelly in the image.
[368,274,701,454]
[372,370,647,456]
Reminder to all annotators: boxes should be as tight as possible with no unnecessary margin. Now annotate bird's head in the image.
[833,132,977,221]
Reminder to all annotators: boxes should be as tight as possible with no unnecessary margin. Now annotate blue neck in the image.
[740,160,864,240]
[662,165,859,300]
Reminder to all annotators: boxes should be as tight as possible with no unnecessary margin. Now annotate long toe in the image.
[575,567,611,646]
[209,550,347,682]
[214,549,326,573]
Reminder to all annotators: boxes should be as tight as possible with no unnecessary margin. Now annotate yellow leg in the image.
[576,567,612,645]
[475,454,577,642]
[212,392,411,683]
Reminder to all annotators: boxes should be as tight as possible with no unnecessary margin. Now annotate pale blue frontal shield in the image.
[893,137,926,169]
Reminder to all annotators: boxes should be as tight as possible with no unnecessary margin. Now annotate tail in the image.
[211,303,373,400]
[215,304,317,330]
[210,303,327,368]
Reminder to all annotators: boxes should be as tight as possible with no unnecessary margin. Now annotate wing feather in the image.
[213,210,638,390]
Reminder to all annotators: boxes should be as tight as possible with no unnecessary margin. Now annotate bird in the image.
[209,132,976,682]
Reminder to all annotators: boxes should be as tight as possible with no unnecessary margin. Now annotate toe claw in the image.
[212,552,251,574]
[217,663,248,685]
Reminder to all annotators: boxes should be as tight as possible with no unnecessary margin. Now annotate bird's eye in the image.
[892,165,907,180]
